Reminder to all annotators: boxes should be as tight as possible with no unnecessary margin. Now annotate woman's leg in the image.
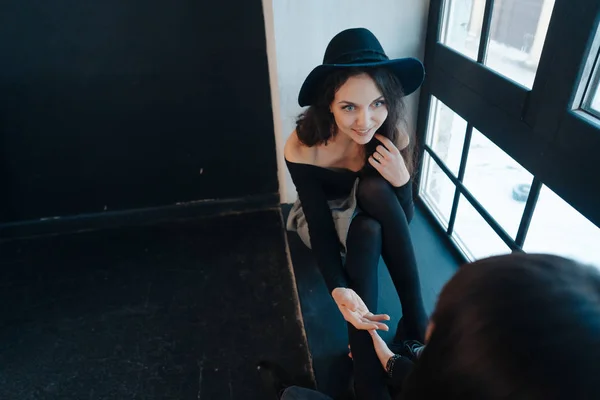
[344,214,391,400]
[356,176,428,342]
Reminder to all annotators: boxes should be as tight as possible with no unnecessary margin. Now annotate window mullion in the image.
[515,178,542,248]
[477,0,495,64]
[447,124,473,235]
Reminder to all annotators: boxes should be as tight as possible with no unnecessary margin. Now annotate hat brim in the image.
[298,57,425,107]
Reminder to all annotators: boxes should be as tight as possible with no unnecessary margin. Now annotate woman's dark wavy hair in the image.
[401,253,600,400]
[295,67,416,174]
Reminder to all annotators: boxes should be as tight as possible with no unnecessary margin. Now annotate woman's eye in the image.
[373,100,386,108]
[343,105,355,112]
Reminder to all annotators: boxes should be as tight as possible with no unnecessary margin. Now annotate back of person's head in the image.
[402,253,600,400]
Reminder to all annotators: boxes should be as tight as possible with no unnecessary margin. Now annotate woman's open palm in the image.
[332,288,390,331]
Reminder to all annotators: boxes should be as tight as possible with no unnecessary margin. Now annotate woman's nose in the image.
[356,109,370,128]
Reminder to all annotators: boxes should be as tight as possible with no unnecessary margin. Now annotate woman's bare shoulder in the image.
[284,130,316,164]
[397,131,410,151]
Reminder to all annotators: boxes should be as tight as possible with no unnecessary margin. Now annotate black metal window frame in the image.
[579,23,600,120]
[415,0,600,261]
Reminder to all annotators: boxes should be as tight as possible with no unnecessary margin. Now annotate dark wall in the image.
[0,0,278,223]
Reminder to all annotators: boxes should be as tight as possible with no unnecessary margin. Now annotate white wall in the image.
[263,0,431,203]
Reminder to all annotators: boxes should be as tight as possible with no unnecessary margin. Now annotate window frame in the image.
[579,32,600,119]
[415,0,600,261]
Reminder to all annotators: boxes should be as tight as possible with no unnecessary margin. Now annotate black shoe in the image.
[257,361,293,400]
[402,340,425,361]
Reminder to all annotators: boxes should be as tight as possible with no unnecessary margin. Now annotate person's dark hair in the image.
[296,67,416,174]
[402,253,600,400]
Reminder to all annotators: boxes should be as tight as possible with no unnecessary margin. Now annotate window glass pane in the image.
[462,129,533,238]
[426,97,467,176]
[453,195,512,261]
[524,186,600,268]
[484,0,555,88]
[440,0,484,60]
[420,153,456,228]
[592,84,600,113]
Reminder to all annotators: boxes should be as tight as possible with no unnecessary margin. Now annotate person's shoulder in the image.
[284,130,316,164]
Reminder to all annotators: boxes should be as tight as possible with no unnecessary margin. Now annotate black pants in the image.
[344,176,428,400]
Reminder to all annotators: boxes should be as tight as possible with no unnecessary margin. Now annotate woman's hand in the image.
[368,133,410,187]
[331,288,390,331]
[369,329,396,370]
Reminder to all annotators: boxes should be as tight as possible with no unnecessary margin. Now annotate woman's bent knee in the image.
[357,176,395,210]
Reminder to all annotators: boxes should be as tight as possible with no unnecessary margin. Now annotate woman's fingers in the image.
[374,322,390,331]
[347,314,388,331]
[354,320,381,330]
[369,156,392,182]
[365,313,391,322]
[376,145,392,159]
[359,318,389,331]
[373,151,388,164]
[374,133,399,154]
[336,289,390,331]
[350,314,382,330]
[369,155,383,170]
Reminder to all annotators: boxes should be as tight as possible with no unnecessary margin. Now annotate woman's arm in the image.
[393,181,415,224]
[368,134,415,223]
[287,161,390,331]
[368,330,416,389]
[287,160,348,292]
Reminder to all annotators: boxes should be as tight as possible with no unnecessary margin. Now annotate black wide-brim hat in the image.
[298,28,425,107]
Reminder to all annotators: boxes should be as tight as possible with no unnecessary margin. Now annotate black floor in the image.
[283,203,461,399]
[0,210,313,399]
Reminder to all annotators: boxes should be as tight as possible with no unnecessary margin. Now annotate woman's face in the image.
[330,73,388,145]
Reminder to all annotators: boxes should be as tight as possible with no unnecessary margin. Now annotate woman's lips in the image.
[353,128,372,136]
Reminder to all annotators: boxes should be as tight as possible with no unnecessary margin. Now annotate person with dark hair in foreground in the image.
[260,253,600,399]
